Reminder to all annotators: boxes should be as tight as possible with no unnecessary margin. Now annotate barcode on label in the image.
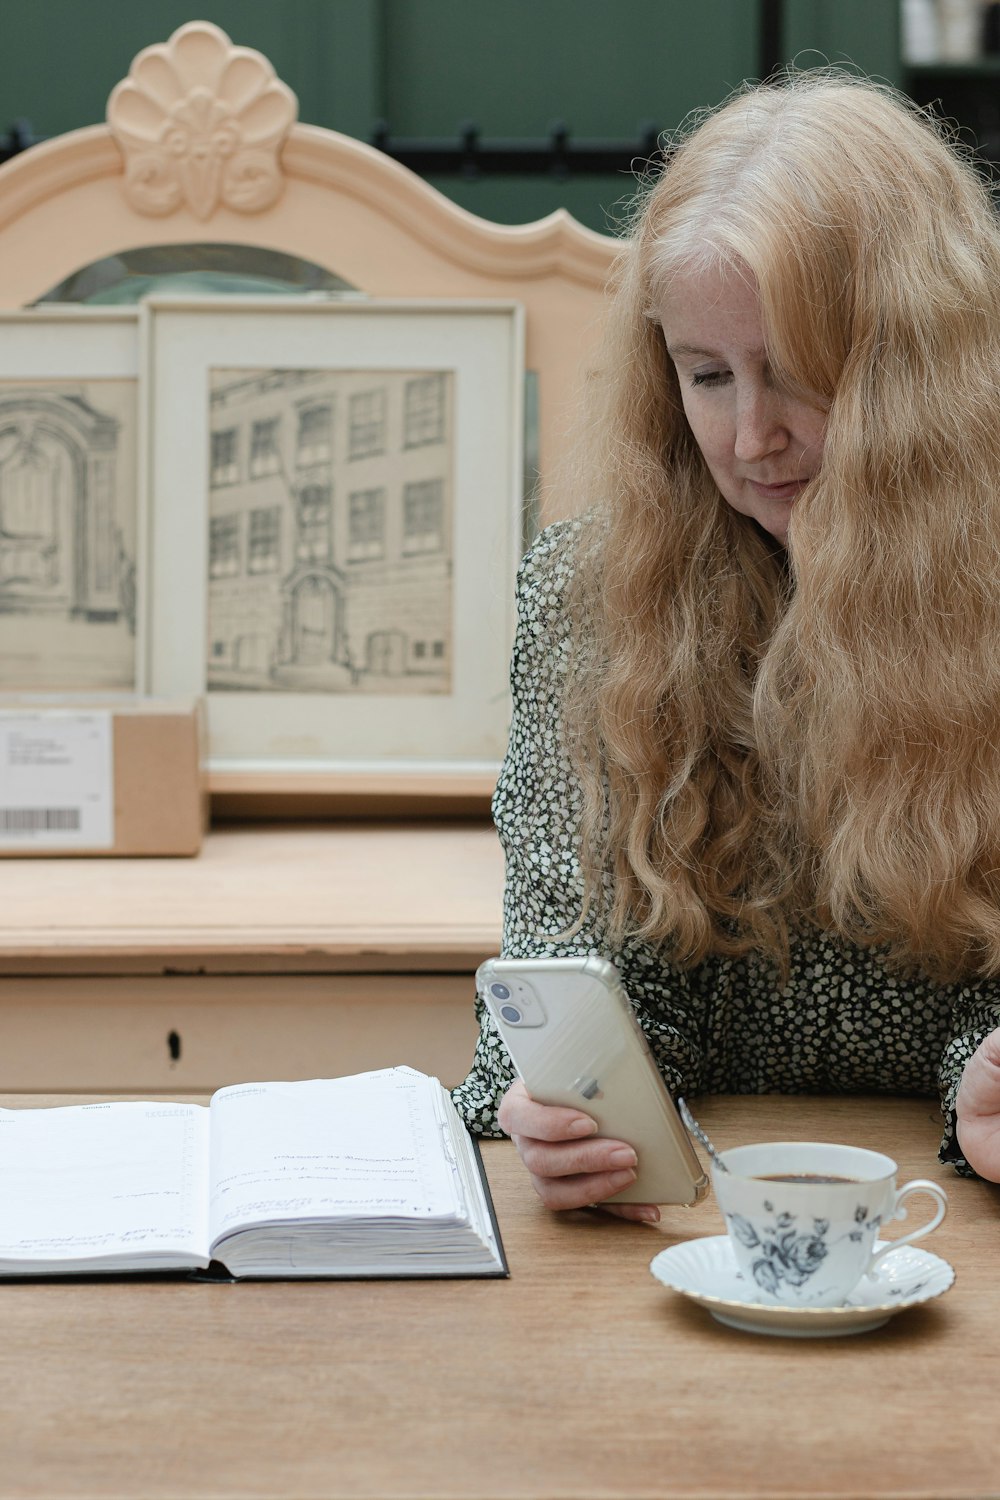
[0,807,82,834]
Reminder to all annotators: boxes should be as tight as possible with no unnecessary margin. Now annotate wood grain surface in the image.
[0,1093,997,1499]
[0,821,504,971]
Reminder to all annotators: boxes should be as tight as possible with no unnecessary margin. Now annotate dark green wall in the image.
[783,0,900,80]
[392,0,757,231]
[0,1,381,141]
[1,1,902,233]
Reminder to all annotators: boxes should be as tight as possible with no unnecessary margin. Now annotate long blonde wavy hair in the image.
[564,70,1000,982]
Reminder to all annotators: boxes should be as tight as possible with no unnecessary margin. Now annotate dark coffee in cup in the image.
[756,1172,858,1184]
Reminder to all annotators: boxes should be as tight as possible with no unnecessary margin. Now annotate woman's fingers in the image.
[512,1131,635,1179]
[955,1027,1000,1181]
[498,1078,598,1142]
[602,1202,661,1223]
[522,1163,660,1220]
[524,1163,639,1211]
[498,1079,660,1220]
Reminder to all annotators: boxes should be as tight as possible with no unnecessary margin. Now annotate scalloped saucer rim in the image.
[650,1234,955,1338]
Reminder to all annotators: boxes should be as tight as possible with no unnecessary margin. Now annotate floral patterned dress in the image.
[451,522,1000,1174]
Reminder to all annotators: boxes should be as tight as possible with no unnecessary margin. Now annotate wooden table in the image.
[1,1093,997,1500]
[0,821,503,1092]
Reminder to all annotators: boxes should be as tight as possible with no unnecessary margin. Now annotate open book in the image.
[0,1067,505,1279]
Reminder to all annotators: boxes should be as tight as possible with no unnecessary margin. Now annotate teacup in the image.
[712,1141,948,1308]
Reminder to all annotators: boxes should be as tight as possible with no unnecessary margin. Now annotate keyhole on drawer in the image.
[167,1030,182,1063]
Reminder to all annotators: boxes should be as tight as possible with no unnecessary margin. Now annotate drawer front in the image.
[0,973,481,1092]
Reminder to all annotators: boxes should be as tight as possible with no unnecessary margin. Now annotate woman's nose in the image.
[734,392,789,462]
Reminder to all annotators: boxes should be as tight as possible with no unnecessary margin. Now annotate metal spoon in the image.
[677,1098,729,1173]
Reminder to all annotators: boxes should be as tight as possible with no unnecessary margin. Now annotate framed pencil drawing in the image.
[0,308,141,692]
[143,297,525,788]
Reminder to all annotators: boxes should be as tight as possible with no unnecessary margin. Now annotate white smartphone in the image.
[476,954,709,1205]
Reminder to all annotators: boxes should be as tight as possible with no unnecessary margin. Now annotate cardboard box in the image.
[0,697,207,857]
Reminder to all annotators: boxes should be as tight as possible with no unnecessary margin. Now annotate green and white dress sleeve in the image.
[452,522,592,1136]
[451,522,712,1134]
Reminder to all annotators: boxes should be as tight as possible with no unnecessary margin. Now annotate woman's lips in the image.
[749,479,809,500]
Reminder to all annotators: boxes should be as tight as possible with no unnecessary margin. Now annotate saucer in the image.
[650,1235,955,1338]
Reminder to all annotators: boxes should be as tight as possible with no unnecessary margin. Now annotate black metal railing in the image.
[369,120,664,179]
[0,119,40,164]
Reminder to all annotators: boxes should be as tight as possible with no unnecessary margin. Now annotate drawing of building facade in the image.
[207,367,452,693]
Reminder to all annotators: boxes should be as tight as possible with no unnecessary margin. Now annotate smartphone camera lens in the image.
[489,983,511,1001]
[499,1003,523,1024]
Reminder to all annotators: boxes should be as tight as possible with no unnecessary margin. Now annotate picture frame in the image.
[142,296,525,792]
[0,307,142,694]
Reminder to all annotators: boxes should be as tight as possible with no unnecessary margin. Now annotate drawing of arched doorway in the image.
[0,393,123,621]
[290,573,341,664]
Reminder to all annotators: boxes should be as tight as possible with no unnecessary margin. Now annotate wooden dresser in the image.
[0,821,503,1093]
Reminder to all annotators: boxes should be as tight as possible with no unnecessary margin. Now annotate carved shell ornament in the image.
[106,21,298,219]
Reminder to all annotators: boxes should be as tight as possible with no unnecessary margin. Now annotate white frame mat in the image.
[142,296,525,783]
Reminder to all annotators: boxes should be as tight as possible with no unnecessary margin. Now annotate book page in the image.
[0,1101,211,1269]
[207,1069,462,1245]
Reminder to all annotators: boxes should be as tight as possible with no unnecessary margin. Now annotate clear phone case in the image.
[477,954,709,1205]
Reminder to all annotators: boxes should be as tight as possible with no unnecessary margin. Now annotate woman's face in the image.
[658,260,826,543]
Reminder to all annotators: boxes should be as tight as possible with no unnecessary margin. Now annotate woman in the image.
[451,71,1000,1219]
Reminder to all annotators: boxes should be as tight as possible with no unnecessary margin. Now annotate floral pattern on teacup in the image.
[727,1201,882,1296]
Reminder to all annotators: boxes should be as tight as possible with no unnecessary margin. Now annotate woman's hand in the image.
[955,1026,1000,1182]
[497,1079,660,1222]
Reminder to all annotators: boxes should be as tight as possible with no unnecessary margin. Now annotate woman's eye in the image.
[691,370,731,388]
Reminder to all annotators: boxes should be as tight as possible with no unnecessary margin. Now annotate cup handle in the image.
[867,1178,948,1275]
